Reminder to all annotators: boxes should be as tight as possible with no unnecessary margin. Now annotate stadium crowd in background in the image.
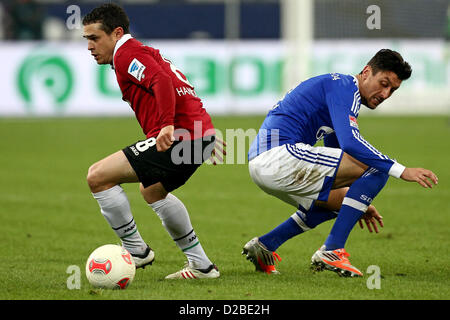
[1,0,45,40]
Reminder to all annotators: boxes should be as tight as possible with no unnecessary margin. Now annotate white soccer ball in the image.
[85,244,136,290]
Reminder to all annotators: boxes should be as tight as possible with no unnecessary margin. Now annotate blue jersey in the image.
[248,73,401,176]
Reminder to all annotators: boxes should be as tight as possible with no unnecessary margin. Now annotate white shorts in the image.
[248,143,343,211]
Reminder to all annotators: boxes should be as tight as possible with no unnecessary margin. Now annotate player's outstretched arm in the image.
[400,167,438,188]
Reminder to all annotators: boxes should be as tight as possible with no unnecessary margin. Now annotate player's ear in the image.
[112,26,125,40]
[361,65,372,80]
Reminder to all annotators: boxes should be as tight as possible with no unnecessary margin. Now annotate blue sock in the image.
[303,205,338,229]
[259,205,337,252]
[259,216,304,252]
[324,168,389,250]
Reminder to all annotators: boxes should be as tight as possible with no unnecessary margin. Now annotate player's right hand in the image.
[156,125,175,152]
[400,167,438,188]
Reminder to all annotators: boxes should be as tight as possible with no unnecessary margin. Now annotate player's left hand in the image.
[400,167,438,188]
[359,204,384,233]
[156,125,175,152]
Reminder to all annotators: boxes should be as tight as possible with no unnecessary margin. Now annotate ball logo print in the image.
[117,278,131,290]
[88,259,112,274]
[17,53,74,112]
[121,251,133,265]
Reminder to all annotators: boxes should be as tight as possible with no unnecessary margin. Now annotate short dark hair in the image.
[82,3,130,35]
[365,49,412,80]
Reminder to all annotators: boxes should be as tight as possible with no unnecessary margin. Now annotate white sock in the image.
[150,193,212,269]
[92,185,147,256]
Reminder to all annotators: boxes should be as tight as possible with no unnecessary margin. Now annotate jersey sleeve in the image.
[325,78,405,178]
[115,49,175,128]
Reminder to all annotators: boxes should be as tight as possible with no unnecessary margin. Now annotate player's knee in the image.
[87,163,106,192]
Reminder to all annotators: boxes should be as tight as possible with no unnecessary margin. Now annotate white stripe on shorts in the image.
[286,144,340,167]
[342,197,368,212]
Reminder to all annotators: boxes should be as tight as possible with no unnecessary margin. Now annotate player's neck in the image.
[112,34,133,68]
[354,73,362,87]
[354,74,369,107]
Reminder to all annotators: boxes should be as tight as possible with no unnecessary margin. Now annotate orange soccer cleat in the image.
[311,246,363,277]
[242,237,282,274]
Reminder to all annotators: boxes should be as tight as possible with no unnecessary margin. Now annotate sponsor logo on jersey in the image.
[175,86,198,97]
[128,58,146,81]
[349,115,359,129]
[316,126,335,141]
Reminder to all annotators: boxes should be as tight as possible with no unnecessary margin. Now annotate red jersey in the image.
[113,35,215,140]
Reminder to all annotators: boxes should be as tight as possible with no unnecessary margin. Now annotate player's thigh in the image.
[249,143,342,209]
[332,152,368,189]
[87,150,139,192]
[124,136,214,197]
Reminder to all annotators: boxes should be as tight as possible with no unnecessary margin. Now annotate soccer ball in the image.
[85,244,136,289]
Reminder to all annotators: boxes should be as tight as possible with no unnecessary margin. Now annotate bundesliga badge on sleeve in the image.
[128,58,146,81]
[349,115,359,129]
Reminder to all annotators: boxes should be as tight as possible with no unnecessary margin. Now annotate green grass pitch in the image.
[0,115,449,300]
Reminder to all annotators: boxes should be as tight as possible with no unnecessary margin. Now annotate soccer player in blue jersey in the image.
[242,49,438,277]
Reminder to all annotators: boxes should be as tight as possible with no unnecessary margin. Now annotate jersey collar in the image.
[112,33,133,69]
[352,74,359,89]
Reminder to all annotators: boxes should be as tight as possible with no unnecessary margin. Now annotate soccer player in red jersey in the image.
[82,3,220,279]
